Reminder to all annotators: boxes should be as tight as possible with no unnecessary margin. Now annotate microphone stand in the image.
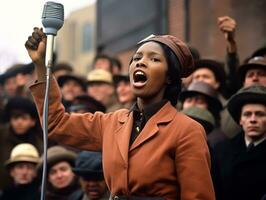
[41,35,54,200]
[40,2,64,198]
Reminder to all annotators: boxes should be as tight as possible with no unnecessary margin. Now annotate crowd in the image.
[0,15,265,200]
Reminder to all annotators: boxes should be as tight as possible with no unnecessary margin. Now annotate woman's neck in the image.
[137,97,164,111]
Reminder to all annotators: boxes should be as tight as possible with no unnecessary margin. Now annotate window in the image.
[82,23,93,52]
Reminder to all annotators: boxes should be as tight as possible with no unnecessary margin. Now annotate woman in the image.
[25,28,215,200]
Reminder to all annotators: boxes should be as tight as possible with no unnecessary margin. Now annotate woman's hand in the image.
[25,27,46,67]
[25,27,47,81]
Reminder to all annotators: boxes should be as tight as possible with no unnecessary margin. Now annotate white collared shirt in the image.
[245,136,266,147]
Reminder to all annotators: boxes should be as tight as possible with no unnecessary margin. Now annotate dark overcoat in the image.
[212,133,266,200]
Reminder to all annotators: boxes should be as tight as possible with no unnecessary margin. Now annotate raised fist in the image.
[25,27,46,66]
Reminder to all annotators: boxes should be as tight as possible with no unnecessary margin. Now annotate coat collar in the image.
[115,102,177,163]
[117,101,175,123]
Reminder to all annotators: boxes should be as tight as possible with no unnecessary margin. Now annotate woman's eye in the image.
[132,56,141,61]
[151,58,160,62]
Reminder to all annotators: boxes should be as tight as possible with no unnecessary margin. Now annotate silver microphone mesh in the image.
[42,1,64,21]
[41,1,64,35]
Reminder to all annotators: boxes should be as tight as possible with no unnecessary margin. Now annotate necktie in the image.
[247,142,255,152]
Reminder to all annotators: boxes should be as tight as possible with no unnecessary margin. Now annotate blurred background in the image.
[0,0,265,75]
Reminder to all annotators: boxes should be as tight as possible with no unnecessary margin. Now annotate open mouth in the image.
[133,70,147,83]
[132,70,148,88]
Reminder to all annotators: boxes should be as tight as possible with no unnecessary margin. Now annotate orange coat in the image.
[30,78,215,200]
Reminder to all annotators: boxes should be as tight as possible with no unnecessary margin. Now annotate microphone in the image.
[40,2,64,200]
[42,1,64,68]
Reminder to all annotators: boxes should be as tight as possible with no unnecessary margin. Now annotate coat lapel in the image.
[114,111,133,164]
[130,102,176,151]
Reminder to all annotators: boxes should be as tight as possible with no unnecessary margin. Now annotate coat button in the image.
[113,196,119,200]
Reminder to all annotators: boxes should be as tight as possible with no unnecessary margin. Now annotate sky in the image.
[0,0,96,74]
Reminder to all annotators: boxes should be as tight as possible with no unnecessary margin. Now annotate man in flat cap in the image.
[70,151,109,200]
[212,85,266,200]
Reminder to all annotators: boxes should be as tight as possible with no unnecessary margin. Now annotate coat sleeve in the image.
[175,121,216,200]
[29,78,107,151]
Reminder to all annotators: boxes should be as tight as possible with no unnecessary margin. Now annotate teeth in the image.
[133,70,147,83]
[135,71,144,76]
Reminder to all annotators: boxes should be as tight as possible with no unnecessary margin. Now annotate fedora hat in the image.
[5,143,40,168]
[87,69,113,84]
[251,46,266,58]
[227,85,266,123]
[179,81,223,111]
[238,56,266,82]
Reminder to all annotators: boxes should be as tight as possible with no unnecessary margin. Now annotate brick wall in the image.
[116,0,266,71]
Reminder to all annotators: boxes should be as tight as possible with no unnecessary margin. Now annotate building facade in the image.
[56,3,96,75]
[97,0,266,72]
[56,0,266,74]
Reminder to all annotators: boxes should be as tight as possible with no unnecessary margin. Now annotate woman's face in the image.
[129,42,168,103]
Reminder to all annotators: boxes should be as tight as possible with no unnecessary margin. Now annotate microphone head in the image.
[42,1,64,35]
